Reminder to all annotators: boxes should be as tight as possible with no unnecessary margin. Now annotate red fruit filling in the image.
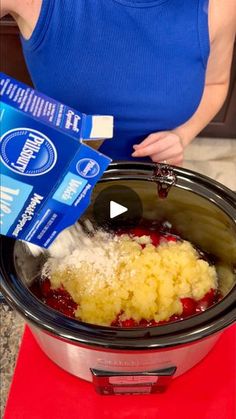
[44,289,77,318]
[41,278,51,297]
[121,319,137,328]
[31,278,77,318]
[179,289,221,319]
[181,298,197,317]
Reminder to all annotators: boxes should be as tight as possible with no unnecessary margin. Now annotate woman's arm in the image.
[132,0,236,165]
[1,0,16,17]
[0,0,41,39]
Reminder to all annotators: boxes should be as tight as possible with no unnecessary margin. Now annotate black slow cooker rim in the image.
[105,162,236,209]
[1,162,236,349]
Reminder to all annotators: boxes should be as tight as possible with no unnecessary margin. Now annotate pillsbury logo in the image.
[76,158,100,178]
[0,128,57,176]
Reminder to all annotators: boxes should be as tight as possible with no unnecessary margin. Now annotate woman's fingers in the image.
[133,132,165,150]
[132,143,161,157]
[132,133,183,158]
[131,130,184,166]
[132,137,171,157]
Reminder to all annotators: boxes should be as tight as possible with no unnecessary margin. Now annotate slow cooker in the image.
[1,162,236,395]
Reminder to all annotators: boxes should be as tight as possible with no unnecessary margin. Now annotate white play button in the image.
[110,201,128,219]
[93,185,143,228]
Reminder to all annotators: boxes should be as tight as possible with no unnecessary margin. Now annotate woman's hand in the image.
[131,131,184,166]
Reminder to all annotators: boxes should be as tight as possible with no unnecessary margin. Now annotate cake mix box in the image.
[0,73,113,248]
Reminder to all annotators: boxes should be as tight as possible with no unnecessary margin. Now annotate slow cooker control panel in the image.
[91,366,176,395]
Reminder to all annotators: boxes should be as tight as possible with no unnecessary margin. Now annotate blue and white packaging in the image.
[0,73,113,248]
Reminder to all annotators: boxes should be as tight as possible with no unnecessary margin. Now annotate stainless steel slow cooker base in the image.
[31,325,221,394]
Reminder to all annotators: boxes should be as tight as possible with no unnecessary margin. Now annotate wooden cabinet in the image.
[200,43,236,138]
[0,17,33,86]
[1,16,235,138]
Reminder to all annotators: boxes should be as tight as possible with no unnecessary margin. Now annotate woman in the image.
[1,0,236,164]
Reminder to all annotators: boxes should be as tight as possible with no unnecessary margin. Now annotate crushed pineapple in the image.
[45,233,218,326]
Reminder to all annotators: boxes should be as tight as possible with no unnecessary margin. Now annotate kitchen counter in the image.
[1,137,235,417]
[0,303,25,417]
[184,137,236,191]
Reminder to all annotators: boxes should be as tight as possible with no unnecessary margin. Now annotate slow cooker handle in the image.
[91,366,176,395]
[149,163,177,199]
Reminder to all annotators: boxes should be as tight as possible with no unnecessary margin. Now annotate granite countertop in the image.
[0,137,235,417]
[0,303,25,417]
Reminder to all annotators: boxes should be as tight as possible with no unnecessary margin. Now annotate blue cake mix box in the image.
[0,73,113,248]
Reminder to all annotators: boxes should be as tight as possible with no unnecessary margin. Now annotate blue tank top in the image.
[21,0,210,160]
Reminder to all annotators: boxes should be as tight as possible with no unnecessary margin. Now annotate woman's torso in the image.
[21,0,210,160]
